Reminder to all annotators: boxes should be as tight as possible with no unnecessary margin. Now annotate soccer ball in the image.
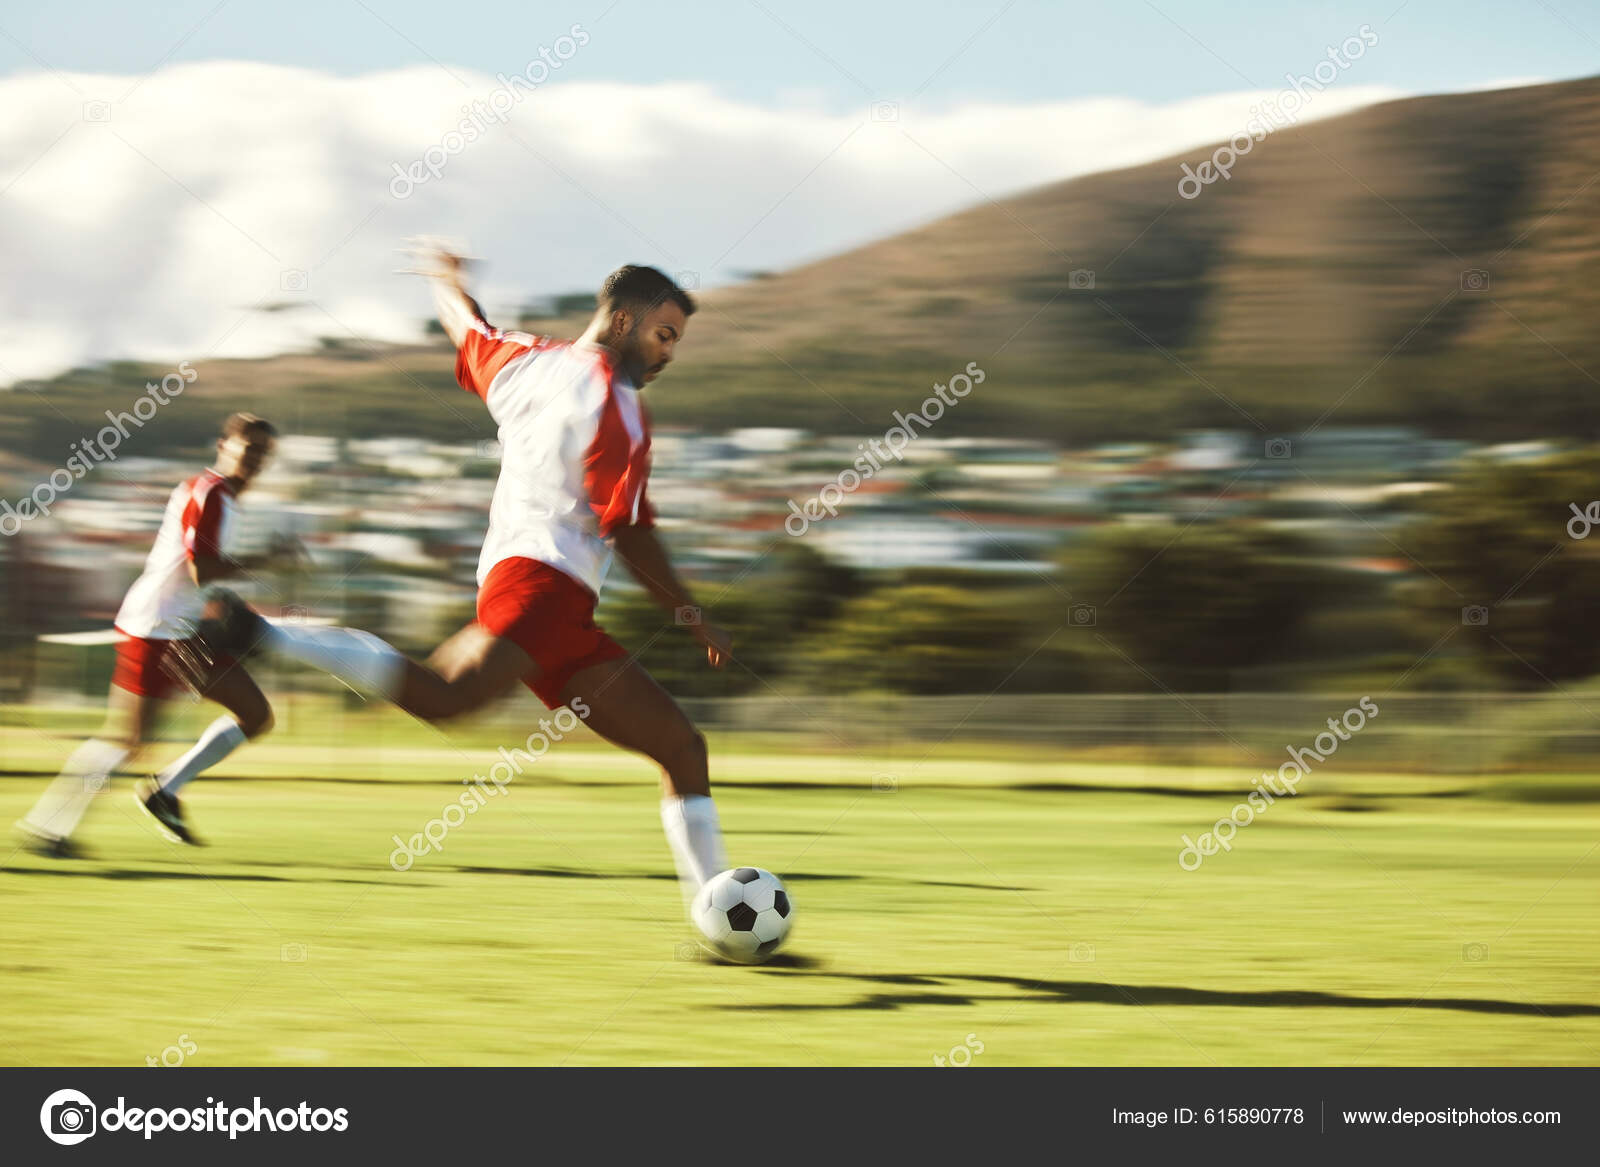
[690,867,793,964]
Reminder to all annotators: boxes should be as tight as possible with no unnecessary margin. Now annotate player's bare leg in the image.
[399,623,538,721]
[17,686,159,854]
[560,655,726,902]
[563,655,709,796]
[135,664,274,844]
[198,664,275,739]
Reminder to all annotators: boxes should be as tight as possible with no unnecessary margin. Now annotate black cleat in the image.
[15,824,90,860]
[135,779,203,845]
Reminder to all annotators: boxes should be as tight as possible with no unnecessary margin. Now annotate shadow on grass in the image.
[442,865,859,881]
[718,970,1600,1018]
[1,857,1026,893]
[0,865,418,887]
[440,866,1030,891]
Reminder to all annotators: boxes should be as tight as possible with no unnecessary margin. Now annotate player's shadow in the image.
[0,866,414,887]
[720,970,1600,1018]
[757,953,827,970]
[440,865,863,881]
[441,865,1029,891]
[19,858,1026,894]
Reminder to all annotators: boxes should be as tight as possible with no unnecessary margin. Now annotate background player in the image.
[15,413,290,854]
[198,245,735,906]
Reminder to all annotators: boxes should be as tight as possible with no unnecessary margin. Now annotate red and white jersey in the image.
[114,469,237,639]
[455,320,654,596]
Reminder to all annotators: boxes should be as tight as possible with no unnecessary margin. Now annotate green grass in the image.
[2,709,1598,1066]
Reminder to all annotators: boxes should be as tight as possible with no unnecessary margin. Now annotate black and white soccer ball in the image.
[691,867,793,964]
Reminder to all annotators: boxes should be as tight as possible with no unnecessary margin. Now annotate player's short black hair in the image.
[222,412,277,442]
[598,265,696,319]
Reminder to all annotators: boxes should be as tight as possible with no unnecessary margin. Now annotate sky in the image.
[0,0,1590,382]
[2,0,1591,104]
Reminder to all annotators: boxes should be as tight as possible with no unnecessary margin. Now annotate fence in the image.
[667,691,1600,772]
[18,633,1600,773]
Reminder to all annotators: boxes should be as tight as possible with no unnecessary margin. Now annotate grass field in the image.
[2,705,1598,1066]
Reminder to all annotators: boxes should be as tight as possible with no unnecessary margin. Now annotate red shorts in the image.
[476,558,628,709]
[111,633,235,699]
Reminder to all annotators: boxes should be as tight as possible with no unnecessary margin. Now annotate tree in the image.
[798,584,1035,694]
[1063,522,1334,688]
[1405,450,1600,683]
[593,543,862,697]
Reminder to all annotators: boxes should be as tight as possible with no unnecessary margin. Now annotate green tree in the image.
[798,584,1035,694]
[1064,522,1334,688]
[1405,450,1600,683]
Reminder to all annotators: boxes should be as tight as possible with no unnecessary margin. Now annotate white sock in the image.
[660,794,728,906]
[262,623,405,699]
[20,738,129,840]
[156,716,248,795]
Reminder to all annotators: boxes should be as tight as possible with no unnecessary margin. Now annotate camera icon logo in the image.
[1069,942,1096,963]
[674,270,700,291]
[1462,942,1489,962]
[870,100,899,122]
[871,773,899,793]
[673,605,702,627]
[1460,269,1491,293]
[1069,603,1097,627]
[1462,606,1489,627]
[475,439,501,460]
[281,604,309,625]
[40,1088,97,1145]
[280,269,309,292]
[83,101,111,123]
[1265,438,1293,459]
[674,941,703,962]
[281,942,308,962]
[1068,269,1095,290]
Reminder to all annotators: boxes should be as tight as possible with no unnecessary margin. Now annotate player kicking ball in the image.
[190,246,735,909]
[16,413,292,855]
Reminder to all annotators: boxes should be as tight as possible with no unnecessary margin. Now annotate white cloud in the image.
[0,63,1410,384]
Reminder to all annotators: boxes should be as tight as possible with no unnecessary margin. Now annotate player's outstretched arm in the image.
[612,524,731,669]
[401,238,489,349]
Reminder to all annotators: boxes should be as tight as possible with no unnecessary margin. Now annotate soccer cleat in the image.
[194,588,270,661]
[14,822,90,860]
[135,779,203,845]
